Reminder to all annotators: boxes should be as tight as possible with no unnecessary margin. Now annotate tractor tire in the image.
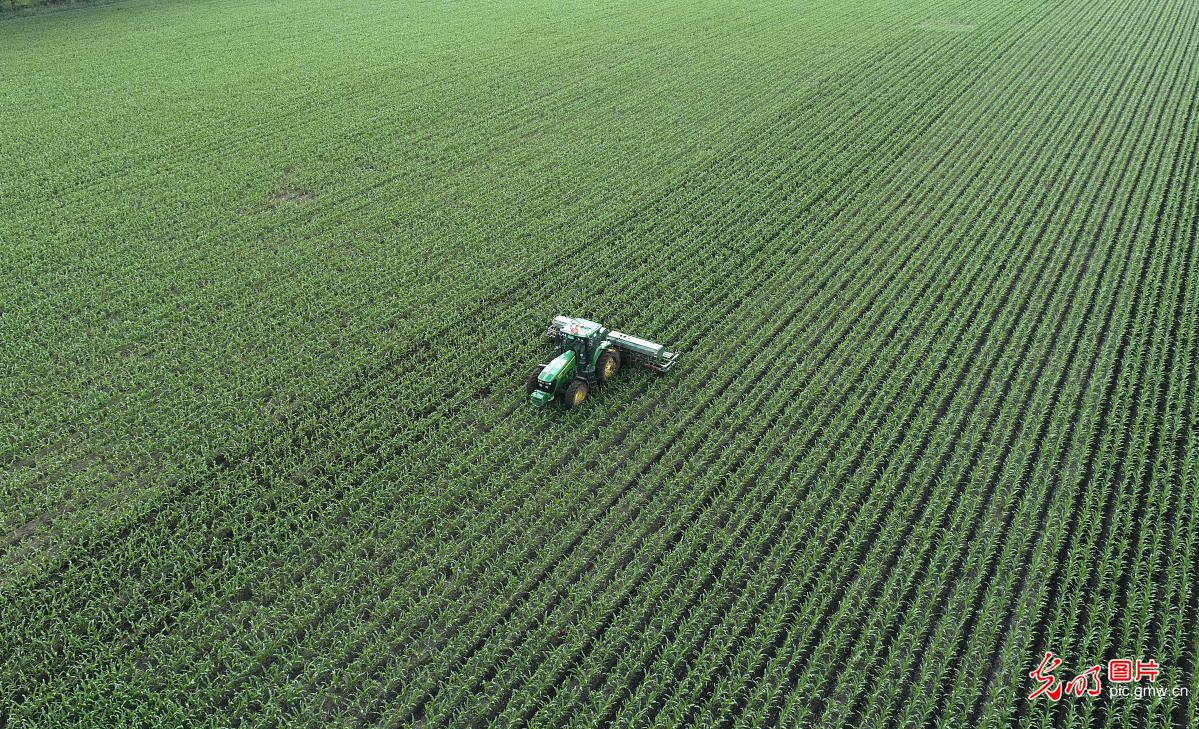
[564,379,589,409]
[596,349,621,385]
[525,366,545,395]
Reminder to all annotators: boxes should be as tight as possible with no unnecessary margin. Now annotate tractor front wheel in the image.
[596,350,621,385]
[525,366,545,395]
[564,380,589,409]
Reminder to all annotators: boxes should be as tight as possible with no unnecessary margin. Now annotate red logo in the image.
[1028,652,1166,702]
[1028,651,1064,701]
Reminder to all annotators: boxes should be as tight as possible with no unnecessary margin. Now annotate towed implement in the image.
[526,316,679,408]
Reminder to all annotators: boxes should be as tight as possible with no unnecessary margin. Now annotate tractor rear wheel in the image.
[596,350,621,385]
[564,379,589,409]
[525,366,544,395]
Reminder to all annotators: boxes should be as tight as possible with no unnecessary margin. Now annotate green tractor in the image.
[527,316,679,408]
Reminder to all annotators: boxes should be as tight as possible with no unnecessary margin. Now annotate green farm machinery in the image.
[526,316,679,408]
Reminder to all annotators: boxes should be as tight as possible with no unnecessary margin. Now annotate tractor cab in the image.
[551,317,607,361]
[559,331,593,360]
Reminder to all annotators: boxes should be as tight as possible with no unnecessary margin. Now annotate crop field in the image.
[2,0,1197,725]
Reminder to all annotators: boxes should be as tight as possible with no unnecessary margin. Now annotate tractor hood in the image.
[539,350,576,384]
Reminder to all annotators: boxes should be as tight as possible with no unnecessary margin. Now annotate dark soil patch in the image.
[271,188,318,204]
